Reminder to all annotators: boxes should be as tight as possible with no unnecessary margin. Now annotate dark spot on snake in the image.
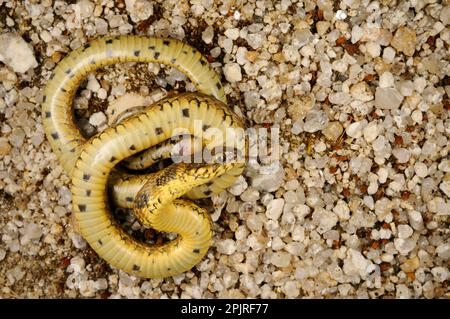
[86,190,91,196]
[65,69,71,75]
[134,50,140,57]
[78,204,87,212]
[171,58,176,63]
[45,111,51,118]
[132,264,140,271]
[155,127,163,135]
[182,50,188,54]
[182,108,190,118]
[154,51,160,59]
[61,88,67,92]
[97,239,103,245]
[204,190,212,196]
[193,249,200,254]
[70,148,76,153]
[83,43,91,51]
[110,156,116,162]
[216,82,221,89]
[129,144,136,151]
[106,39,113,44]
[51,132,59,140]
[43,95,47,102]
[163,40,170,46]
[200,59,206,65]
[126,196,133,202]
[90,59,96,64]
[202,124,210,131]
[148,45,155,50]
[49,73,55,80]
[83,173,91,181]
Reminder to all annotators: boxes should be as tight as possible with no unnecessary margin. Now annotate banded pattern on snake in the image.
[42,35,246,278]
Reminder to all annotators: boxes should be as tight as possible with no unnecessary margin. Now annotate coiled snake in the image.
[42,35,246,278]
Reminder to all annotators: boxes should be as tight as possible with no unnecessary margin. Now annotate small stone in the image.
[125,0,153,23]
[397,224,413,239]
[224,28,240,40]
[392,148,410,164]
[0,248,6,261]
[379,72,394,88]
[58,186,72,206]
[71,232,87,249]
[375,87,404,109]
[283,281,300,298]
[350,82,373,102]
[351,25,364,43]
[396,284,412,299]
[316,21,330,36]
[431,267,448,283]
[22,222,42,243]
[390,27,416,57]
[363,121,378,142]
[87,74,100,92]
[266,198,285,220]
[382,46,396,63]
[400,256,420,273]
[411,110,423,124]
[76,0,95,19]
[270,252,291,268]
[303,110,329,133]
[89,112,107,127]
[343,249,373,277]
[0,33,38,73]
[228,176,248,196]
[202,26,214,44]
[346,120,367,139]
[0,137,11,156]
[312,208,338,233]
[440,180,450,198]
[223,62,242,83]
[322,121,343,141]
[287,94,315,122]
[97,88,107,99]
[440,6,450,25]
[408,210,424,231]
[397,80,414,96]
[414,162,428,178]
[9,128,25,148]
[394,238,416,255]
[216,239,237,255]
[365,42,381,58]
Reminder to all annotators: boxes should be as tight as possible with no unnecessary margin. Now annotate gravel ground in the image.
[0,0,449,299]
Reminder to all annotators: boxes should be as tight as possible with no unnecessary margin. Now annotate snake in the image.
[42,35,246,278]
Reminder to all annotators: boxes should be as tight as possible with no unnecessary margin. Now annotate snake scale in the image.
[42,35,246,278]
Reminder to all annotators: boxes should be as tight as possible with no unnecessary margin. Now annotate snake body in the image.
[42,36,246,278]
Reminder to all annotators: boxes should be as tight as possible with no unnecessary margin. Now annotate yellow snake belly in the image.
[42,35,246,278]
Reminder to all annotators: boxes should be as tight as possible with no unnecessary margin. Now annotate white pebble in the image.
[408,210,424,231]
[87,74,100,92]
[224,28,240,40]
[0,33,37,73]
[392,148,410,164]
[202,26,214,44]
[216,239,237,255]
[97,88,107,99]
[346,120,367,138]
[379,72,394,88]
[223,62,242,83]
[363,121,378,142]
[375,87,404,109]
[414,162,428,178]
[397,224,413,239]
[89,112,107,127]
[266,198,285,220]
